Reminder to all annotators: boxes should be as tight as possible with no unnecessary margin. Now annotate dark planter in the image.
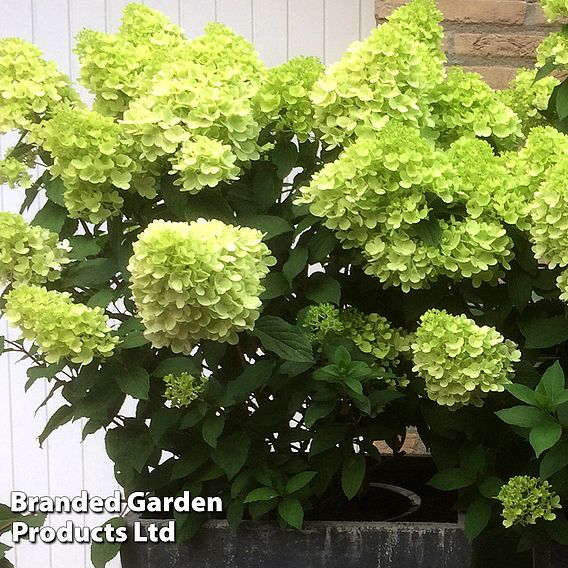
[121,517,472,568]
[534,541,568,568]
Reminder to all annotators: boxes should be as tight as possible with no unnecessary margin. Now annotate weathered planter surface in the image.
[121,518,471,568]
[534,541,568,568]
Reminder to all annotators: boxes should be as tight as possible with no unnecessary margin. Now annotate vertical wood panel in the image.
[180,0,216,38]
[325,0,360,64]
[217,0,252,41]
[146,0,181,24]
[288,0,324,60]
[360,0,377,39]
[252,0,287,67]
[106,0,132,32]
[0,0,33,39]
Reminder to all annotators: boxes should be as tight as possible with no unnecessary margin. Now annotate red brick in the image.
[454,33,546,59]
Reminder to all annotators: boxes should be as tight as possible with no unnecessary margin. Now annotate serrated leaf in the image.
[278,497,303,529]
[68,235,101,261]
[260,272,289,300]
[153,357,198,378]
[31,200,67,233]
[557,79,568,121]
[414,216,441,247]
[479,476,503,498]
[114,367,150,400]
[272,140,298,178]
[341,454,366,500]
[251,316,314,363]
[171,446,209,480]
[530,421,562,457]
[244,487,280,503]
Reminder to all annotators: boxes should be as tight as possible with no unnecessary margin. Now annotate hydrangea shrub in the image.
[2,0,568,559]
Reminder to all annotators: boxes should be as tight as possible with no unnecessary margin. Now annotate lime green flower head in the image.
[255,56,324,141]
[0,212,70,286]
[557,269,568,302]
[185,22,265,89]
[429,68,521,145]
[163,372,206,407]
[0,157,32,189]
[128,218,276,354]
[412,309,520,408]
[0,38,77,133]
[537,32,568,69]
[531,160,568,268]
[169,135,240,193]
[302,303,345,344]
[31,106,157,222]
[3,284,119,365]
[540,0,568,21]
[500,69,558,137]
[296,122,450,250]
[311,0,445,147]
[497,476,562,528]
[75,4,186,115]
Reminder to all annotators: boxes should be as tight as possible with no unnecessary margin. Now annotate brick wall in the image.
[375,0,559,88]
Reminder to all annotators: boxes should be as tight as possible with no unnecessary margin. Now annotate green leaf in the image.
[428,468,475,491]
[278,497,303,530]
[118,331,148,349]
[496,406,550,428]
[90,517,125,568]
[282,246,308,284]
[244,487,280,503]
[171,446,209,480]
[226,502,244,529]
[212,432,251,479]
[306,274,341,305]
[537,362,565,402]
[308,229,337,262]
[68,236,101,261]
[241,215,293,240]
[520,315,568,349]
[535,58,559,82]
[505,384,538,407]
[64,258,117,289]
[464,498,492,540]
[44,177,66,207]
[304,400,337,427]
[341,454,366,500]
[87,289,115,309]
[251,316,314,363]
[272,140,298,178]
[414,216,441,247]
[260,272,289,300]
[540,438,568,479]
[224,361,275,405]
[252,163,282,211]
[38,405,74,447]
[530,421,562,457]
[508,268,532,311]
[557,79,568,121]
[309,424,349,456]
[202,415,225,448]
[479,476,504,498]
[105,424,154,474]
[114,367,150,400]
[31,200,67,233]
[285,471,317,494]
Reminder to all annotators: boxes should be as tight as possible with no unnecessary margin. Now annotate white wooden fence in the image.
[0,1,375,566]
